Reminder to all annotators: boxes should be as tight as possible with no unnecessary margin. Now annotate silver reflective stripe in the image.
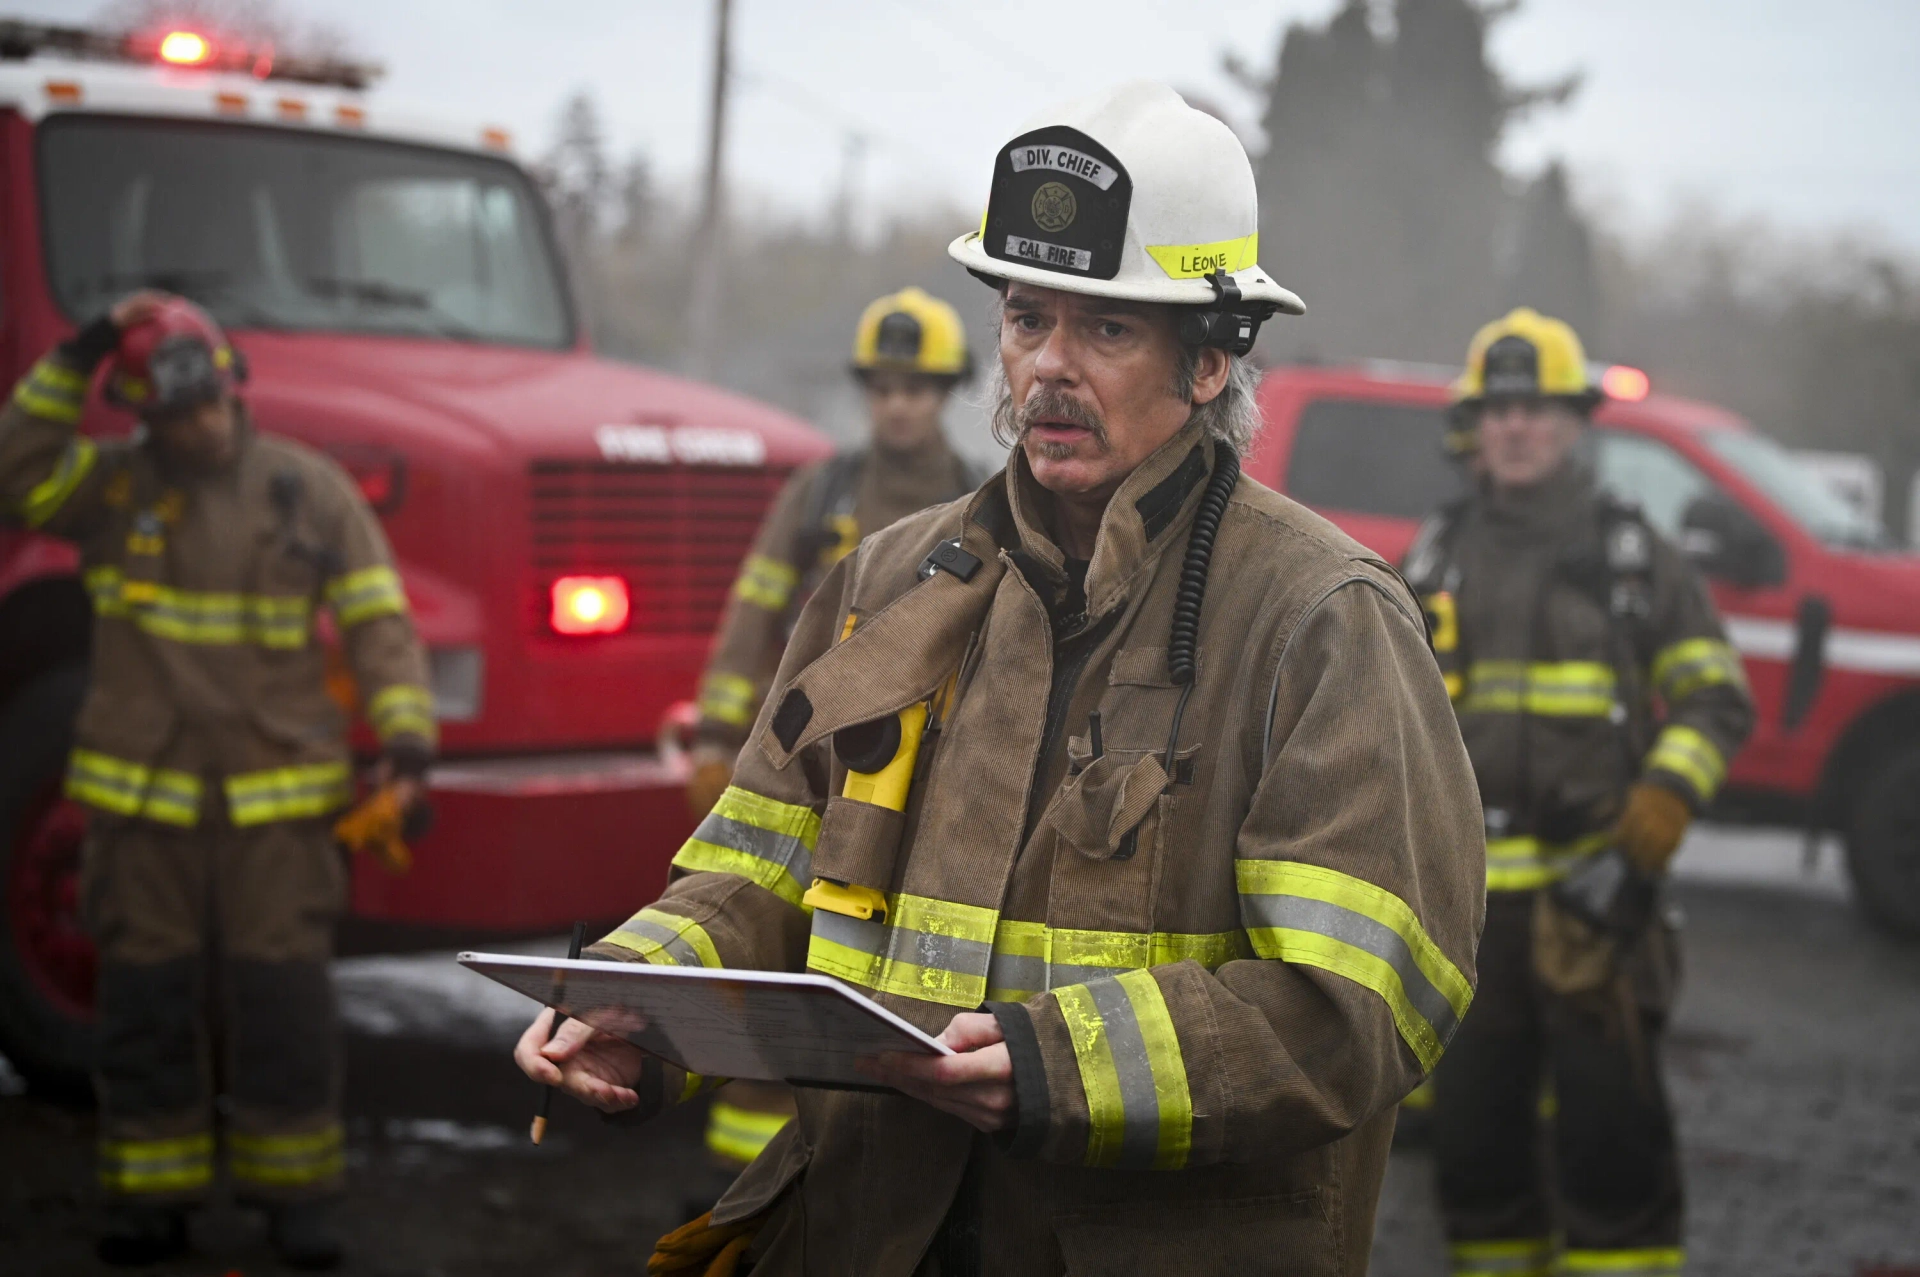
[811,908,994,978]
[1241,892,1461,1045]
[1088,976,1162,1169]
[987,951,1130,992]
[617,914,707,968]
[693,811,813,882]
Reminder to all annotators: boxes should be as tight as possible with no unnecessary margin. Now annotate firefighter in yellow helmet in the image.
[1402,308,1754,1277]
[681,288,981,1187]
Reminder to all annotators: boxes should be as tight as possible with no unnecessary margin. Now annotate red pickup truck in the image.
[1250,362,1920,934]
[0,23,828,1084]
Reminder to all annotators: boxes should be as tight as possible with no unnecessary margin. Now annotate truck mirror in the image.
[1680,492,1786,588]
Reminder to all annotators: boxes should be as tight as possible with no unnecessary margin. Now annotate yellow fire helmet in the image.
[1451,307,1602,410]
[850,287,972,381]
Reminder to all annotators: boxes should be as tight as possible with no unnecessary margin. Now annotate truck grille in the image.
[528,461,794,635]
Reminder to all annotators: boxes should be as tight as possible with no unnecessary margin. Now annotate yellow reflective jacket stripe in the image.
[807,891,999,1007]
[602,907,724,968]
[732,553,798,612]
[228,1124,345,1187]
[367,683,436,742]
[706,1100,793,1163]
[97,1132,215,1195]
[984,920,1248,1002]
[1644,723,1727,804]
[1237,859,1471,1072]
[1057,969,1193,1170]
[1447,1238,1554,1277]
[1484,831,1611,892]
[670,786,819,906]
[20,437,98,527]
[13,357,88,424]
[224,762,354,826]
[697,671,758,725]
[1650,637,1746,702]
[66,749,203,826]
[326,565,408,626]
[1559,1247,1685,1276]
[85,566,313,649]
[1458,659,1618,718]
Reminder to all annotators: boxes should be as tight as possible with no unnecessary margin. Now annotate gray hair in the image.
[984,307,1264,456]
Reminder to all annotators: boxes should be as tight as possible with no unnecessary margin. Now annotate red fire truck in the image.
[1251,361,1920,935]
[0,23,828,1084]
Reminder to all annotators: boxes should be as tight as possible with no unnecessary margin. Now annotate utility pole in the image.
[685,0,732,379]
[832,131,869,250]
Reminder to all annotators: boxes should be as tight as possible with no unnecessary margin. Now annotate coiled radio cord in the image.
[1163,442,1239,770]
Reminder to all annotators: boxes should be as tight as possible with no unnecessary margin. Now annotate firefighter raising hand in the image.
[108,289,171,333]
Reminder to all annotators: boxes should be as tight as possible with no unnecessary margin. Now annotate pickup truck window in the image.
[1283,397,1463,519]
[1701,429,1891,552]
[1593,431,1716,538]
[40,115,571,349]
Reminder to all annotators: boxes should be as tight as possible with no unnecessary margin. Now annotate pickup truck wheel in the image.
[0,665,95,1091]
[1845,744,1920,939]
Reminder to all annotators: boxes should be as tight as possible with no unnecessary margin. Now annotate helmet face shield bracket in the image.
[1176,270,1277,356]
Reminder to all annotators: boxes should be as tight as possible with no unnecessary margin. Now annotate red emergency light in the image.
[550,576,630,636]
[157,30,212,65]
[1602,365,1651,402]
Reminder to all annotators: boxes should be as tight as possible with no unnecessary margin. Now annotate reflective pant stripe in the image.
[326,565,408,626]
[984,919,1248,1002]
[1651,637,1746,702]
[1644,724,1726,804]
[697,671,758,725]
[671,786,819,906]
[368,683,436,741]
[1448,1238,1553,1277]
[806,893,997,1008]
[98,1133,215,1195]
[85,566,313,648]
[1485,832,1611,892]
[1560,1248,1685,1276]
[13,358,88,424]
[603,908,723,968]
[705,1101,792,1164]
[225,762,354,826]
[1460,660,1618,717]
[732,554,797,612]
[20,437,98,526]
[1057,969,1192,1170]
[228,1124,345,1187]
[66,749,203,826]
[1237,859,1471,1072]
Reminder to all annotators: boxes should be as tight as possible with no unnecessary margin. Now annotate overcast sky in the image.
[53,0,1920,253]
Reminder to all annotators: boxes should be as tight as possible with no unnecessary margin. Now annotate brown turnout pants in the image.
[82,814,346,1204]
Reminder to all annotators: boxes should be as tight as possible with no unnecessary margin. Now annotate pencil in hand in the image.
[530,920,589,1145]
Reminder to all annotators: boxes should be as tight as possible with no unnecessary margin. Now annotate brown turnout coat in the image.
[593,420,1486,1275]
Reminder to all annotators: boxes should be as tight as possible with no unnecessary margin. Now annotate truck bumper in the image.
[348,750,695,931]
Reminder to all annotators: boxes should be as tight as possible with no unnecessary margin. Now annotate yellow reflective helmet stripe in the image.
[671,786,819,906]
[1559,1248,1685,1276]
[1237,859,1471,1072]
[1058,969,1192,1170]
[13,357,89,424]
[66,749,203,826]
[705,1101,793,1163]
[602,907,723,969]
[1484,832,1611,892]
[697,671,758,726]
[1651,637,1747,703]
[1143,232,1259,280]
[1447,1237,1554,1277]
[368,683,436,742]
[1458,660,1618,718]
[19,437,98,527]
[326,565,408,627]
[983,919,1248,1002]
[732,554,798,612]
[1644,723,1727,805]
[850,286,970,377]
[224,762,354,826]
[228,1124,345,1188]
[97,1132,215,1195]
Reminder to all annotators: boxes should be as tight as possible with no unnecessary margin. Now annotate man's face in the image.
[147,395,238,467]
[861,370,950,452]
[999,284,1222,503]
[1476,396,1583,490]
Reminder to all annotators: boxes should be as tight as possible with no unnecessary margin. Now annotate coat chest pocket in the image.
[1042,741,1199,935]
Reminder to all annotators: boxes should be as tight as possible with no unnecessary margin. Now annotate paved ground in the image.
[3,825,1916,1275]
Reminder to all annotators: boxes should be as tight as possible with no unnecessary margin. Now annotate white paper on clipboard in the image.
[457,952,951,1088]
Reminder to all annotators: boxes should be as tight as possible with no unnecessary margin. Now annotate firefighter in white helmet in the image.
[518,81,1484,1276]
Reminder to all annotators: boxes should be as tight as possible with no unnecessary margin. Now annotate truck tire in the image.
[0,664,95,1091]
[1845,743,1920,939]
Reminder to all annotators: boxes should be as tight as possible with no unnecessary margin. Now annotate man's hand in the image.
[371,756,424,814]
[513,1008,649,1113]
[109,290,172,332]
[857,1011,1014,1133]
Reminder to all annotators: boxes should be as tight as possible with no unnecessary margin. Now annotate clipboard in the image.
[458,952,951,1089]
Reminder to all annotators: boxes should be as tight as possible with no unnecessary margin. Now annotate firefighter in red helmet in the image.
[0,293,435,1269]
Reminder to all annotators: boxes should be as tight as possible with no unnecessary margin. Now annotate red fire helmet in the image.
[105,298,248,416]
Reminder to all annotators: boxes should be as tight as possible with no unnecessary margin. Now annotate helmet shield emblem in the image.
[1481,334,1542,398]
[983,126,1131,281]
[146,335,223,412]
[874,311,925,362]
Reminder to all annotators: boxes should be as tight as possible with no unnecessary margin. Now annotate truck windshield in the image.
[39,115,571,348]
[1701,429,1893,552]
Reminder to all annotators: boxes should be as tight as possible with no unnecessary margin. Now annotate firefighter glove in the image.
[1615,780,1693,875]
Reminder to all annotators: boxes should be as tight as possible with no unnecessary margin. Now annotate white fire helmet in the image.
[948,81,1303,349]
